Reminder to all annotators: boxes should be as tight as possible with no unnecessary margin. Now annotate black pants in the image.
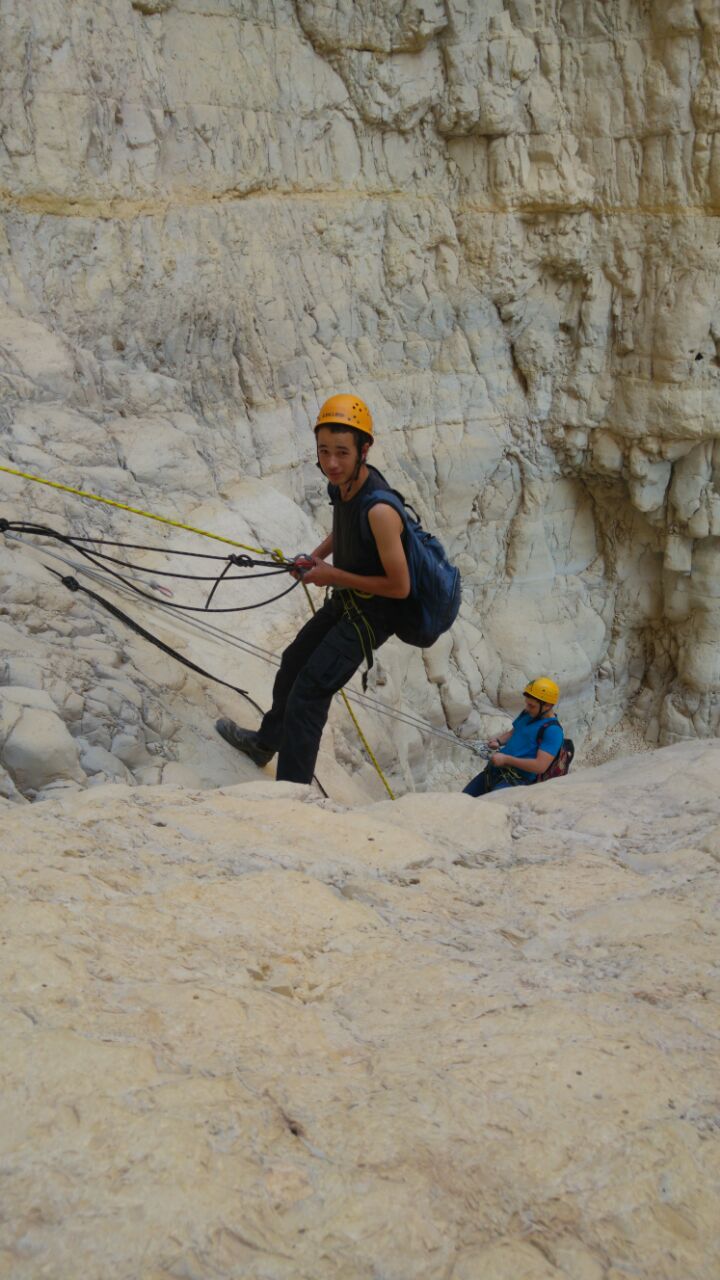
[463,764,526,796]
[258,595,391,784]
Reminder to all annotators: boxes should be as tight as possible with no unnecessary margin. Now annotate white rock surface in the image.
[1,742,719,1277]
[2,0,720,798]
[0,687,86,795]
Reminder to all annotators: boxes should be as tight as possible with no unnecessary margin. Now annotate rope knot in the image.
[0,518,9,533]
[230,553,253,568]
[61,575,80,592]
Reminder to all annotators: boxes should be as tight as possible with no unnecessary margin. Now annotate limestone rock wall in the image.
[2,0,720,797]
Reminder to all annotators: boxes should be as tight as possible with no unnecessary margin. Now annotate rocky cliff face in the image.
[2,0,720,798]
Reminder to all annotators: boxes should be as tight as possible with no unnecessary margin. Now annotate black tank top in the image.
[328,466,395,575]
[327,466,403,631]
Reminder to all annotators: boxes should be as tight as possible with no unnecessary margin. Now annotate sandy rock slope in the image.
[2,740,719,1279]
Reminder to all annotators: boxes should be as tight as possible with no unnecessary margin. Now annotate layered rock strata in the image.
[1,0,720,796]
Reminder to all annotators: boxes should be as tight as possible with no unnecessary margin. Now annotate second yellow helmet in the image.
[524,677,559,705]
[315,393,373,439]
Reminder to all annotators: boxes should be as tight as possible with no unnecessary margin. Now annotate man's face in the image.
[524,695,542,717]
[316,426,364,485]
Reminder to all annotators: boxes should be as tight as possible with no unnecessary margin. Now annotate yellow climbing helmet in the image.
[315,393,373,439]
[524,677,560,705]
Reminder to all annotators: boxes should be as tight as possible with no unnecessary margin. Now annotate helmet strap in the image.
[340,438,369,497]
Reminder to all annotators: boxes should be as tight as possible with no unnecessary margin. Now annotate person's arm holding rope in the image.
[311,532,333,561]
[289,532,332,580]
[490,745,556,774]
[301,505,410,599]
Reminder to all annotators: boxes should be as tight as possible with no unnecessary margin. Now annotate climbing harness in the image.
[337,587,377,691]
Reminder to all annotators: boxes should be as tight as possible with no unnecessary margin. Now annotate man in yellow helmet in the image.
[463,677,564,796]
[216,393,410,784]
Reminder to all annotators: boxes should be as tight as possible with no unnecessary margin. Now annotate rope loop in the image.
[2,516,300,614]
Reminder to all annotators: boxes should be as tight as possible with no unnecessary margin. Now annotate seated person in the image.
[464,677,563,797]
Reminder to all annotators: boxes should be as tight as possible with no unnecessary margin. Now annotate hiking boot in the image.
[215,718,275,767]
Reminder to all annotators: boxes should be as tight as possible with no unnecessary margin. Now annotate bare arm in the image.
[301,504,411,598]
[490,747,555,774]
[488,729,513,748]
[311,532,333,560]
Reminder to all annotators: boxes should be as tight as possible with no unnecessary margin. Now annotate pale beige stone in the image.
[1,703,86,793]
[0,743,718,1277]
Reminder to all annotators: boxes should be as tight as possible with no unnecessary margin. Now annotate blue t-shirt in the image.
[504,712,563,783]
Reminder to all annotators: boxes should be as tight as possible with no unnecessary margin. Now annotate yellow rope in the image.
[339,691,395,800]
[0,463,268,556]
[1,461,396,799]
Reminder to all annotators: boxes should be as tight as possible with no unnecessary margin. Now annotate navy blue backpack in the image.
[359,488,461,648]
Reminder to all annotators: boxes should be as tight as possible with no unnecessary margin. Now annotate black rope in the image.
[53,542,301,613]
[3,523,277,562]
[46,568,265,714]
[58,534,254,558]
[45,567,329,798]
[205,556,236,610]
[1,519,300,612]
[0,521,285,573]
[71,550,301,613]
[1,520,289,577]
[32,545,289,581]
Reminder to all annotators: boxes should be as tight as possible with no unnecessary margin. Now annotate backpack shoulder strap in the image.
[357,488,410,543]
[537,717,562,748]
[365,467,408,503]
